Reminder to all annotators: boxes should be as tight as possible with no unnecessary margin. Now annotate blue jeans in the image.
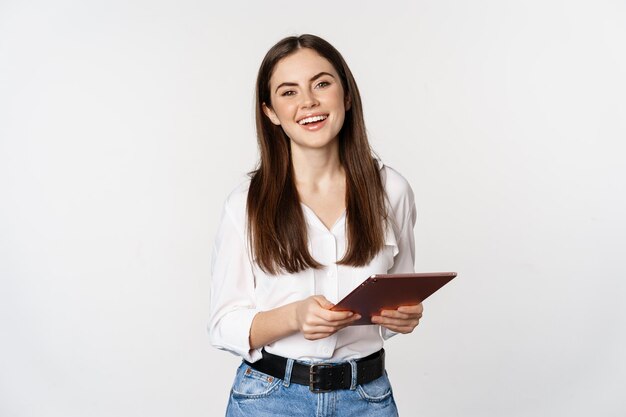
[225,360,400,417]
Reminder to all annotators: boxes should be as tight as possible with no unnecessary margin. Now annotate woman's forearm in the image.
[249,296,361,349]
[249,302,299,350]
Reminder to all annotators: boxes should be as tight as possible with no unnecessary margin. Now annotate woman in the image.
[209,34,423,417]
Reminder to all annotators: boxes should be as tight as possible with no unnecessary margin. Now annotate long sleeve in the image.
[207,199,262,362]
[381,181,417,340]
[386,197,417,275]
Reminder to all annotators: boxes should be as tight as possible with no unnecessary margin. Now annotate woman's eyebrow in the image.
[274,72,335,94]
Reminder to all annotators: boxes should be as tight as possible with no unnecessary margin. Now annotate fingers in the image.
[310,296,358,323]
[379,303,424,319]
[336,314,362,326]
[371,315,420,327]
[311,296,357,322]
[301,317,360,340]
[379,310,411,320]
[318,308,358,323]
[397,303,424,314]
[378,309,423,320]
[371,315,420,334]
[313,295,335,310]
[305,305,361,326]
[310,313,361,327]
[297,297,353,324]
[371,304,424,334]
[296,296,362,340]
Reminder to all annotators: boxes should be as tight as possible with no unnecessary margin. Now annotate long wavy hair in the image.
[247,34,387,275]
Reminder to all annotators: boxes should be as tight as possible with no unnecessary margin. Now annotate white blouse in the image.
[208,160,417,363]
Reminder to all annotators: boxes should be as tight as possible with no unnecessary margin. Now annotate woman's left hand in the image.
[371,303,424,334]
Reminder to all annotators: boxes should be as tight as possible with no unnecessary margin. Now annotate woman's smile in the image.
[297,113,329,131]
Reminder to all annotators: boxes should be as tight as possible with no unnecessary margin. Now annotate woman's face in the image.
[263,48,350,152]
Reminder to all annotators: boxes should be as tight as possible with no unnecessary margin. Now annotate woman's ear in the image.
[262,103,281,125]
[345,95,352,111]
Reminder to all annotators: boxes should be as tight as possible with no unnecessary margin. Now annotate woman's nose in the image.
[300,90,319,108]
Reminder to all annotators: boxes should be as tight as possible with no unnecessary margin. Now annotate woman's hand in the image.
[294,295,361,340]
[371,303,424,334]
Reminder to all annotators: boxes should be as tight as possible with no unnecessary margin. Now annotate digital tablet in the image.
[331,272,457,325]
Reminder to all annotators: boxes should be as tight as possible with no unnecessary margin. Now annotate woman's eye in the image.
[316,81,330,88]
[281,90,296,97]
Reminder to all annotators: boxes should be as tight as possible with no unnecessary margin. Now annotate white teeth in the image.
[298,115,328,125]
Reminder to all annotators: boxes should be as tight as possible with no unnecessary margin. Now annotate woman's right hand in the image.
[293,295,361,340]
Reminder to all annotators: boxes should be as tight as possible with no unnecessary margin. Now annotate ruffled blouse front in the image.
[208,161,417,363]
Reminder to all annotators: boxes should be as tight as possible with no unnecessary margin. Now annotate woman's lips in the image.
[299,117,328,131]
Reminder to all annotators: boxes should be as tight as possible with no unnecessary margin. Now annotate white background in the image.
[1,0,625,416]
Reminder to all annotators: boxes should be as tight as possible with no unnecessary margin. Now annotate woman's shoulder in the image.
[377,160,416,240]
[224,178,251,208]
[378,159,415,206]
[220,178,251,230]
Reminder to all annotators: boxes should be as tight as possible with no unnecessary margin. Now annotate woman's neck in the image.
[291,141,345,191]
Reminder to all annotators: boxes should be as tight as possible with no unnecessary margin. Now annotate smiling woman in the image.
[263,55,348,150]
[208,34,422,417]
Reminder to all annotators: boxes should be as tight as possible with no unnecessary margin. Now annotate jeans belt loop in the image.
[283,358,294,388]
[348,359,358,390]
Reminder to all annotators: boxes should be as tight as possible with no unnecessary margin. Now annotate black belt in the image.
[244,348,385,393]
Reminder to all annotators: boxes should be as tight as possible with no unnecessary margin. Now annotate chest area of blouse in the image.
[298,195,346,232]
[252,214,395,307]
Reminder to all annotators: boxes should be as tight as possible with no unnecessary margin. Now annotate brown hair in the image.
[247,34,387,275]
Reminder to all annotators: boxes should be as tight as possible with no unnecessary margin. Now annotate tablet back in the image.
[332,272,457,325]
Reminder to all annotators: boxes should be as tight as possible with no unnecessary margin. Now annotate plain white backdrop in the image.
[1,0,625,416]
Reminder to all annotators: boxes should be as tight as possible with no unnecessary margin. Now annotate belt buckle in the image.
[309,363,333,393]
